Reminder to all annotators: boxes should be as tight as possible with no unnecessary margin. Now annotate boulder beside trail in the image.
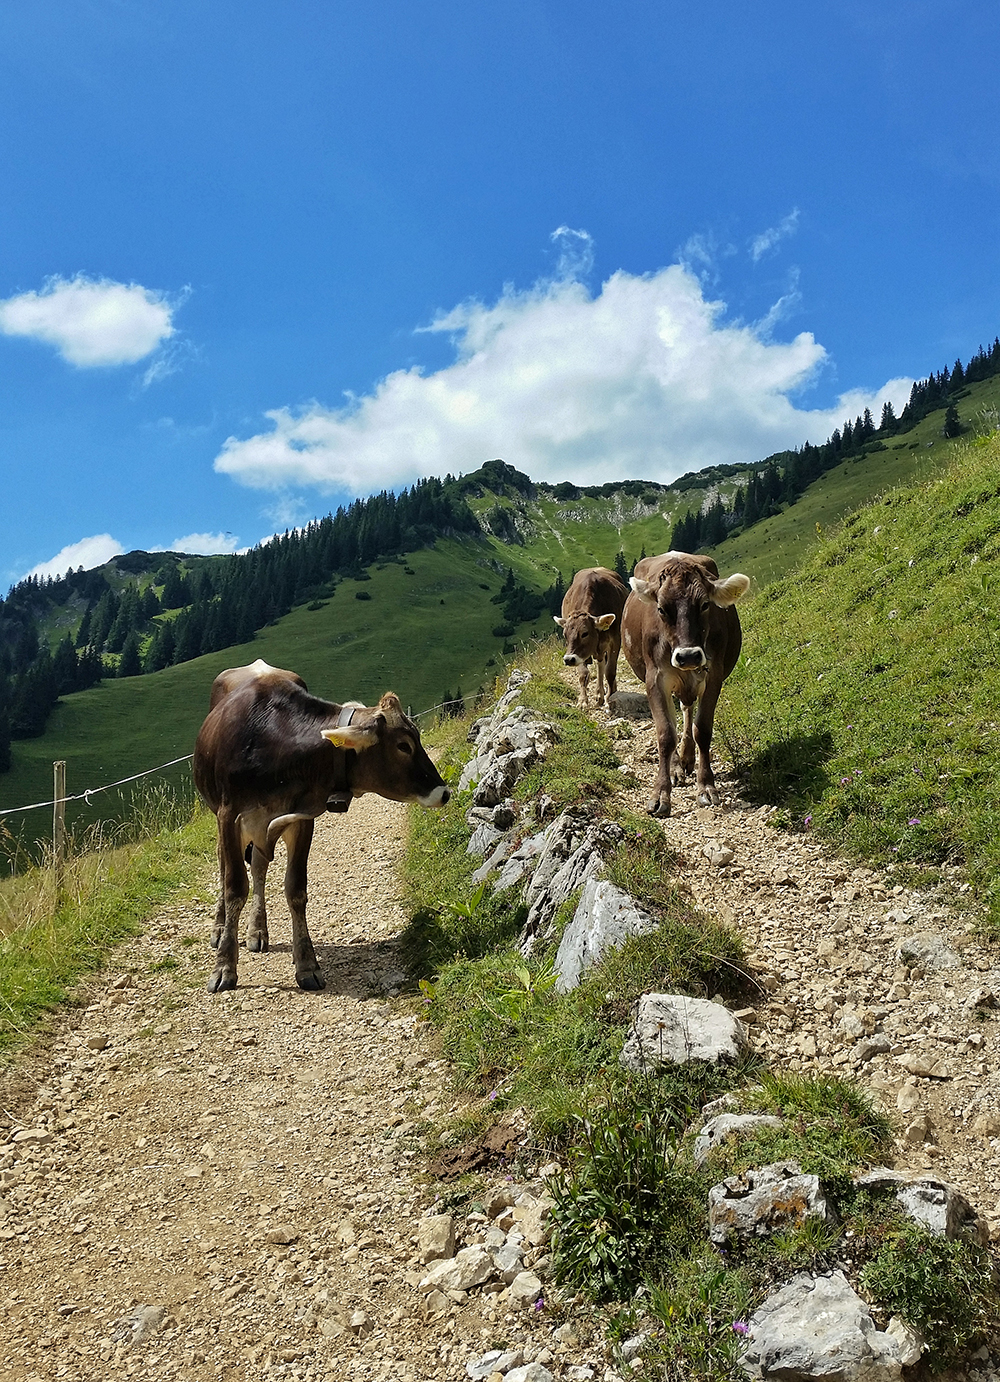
[620,994,748,1072]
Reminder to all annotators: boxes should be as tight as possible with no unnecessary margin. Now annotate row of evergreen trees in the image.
[670,338,1000,550]
[0,476,483,769]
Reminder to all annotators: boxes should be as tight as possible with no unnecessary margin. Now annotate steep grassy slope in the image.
[719,429,1000,925]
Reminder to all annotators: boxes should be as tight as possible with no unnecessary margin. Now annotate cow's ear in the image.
[553,615,566,628]
[322,722,381,751]
[629,576,657,604]
[595,612,616,630]
[710,573,751,606]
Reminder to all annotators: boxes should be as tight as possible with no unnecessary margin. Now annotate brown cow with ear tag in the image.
[622,552,750,817]
[194,659,449,993]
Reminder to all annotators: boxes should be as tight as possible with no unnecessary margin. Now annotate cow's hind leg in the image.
[210,825,226,949]
[244,845,270,953]
[207,808,248,993]
[284,819,325,991]
[672,702,696,784]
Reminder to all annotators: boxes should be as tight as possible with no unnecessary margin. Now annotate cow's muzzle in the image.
[419,784,451,807]
[563,654,581,666]
[672,647,707,670]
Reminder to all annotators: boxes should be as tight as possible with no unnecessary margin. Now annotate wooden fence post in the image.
[52,760,66,897]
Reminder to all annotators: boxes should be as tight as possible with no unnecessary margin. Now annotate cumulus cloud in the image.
[0,274,176,366]
[214,251,912,497]
[27,534,125,580]
[167,532,240,556]
[750,209,801,263]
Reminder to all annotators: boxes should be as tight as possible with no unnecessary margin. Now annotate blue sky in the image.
[2,0,999,584]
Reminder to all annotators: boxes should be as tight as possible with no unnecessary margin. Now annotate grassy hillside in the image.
[5,379,999,864]
[720,428,1000,926]
[0,541,556,857]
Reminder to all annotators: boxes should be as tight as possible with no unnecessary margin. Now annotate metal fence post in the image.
[53,760,66,897]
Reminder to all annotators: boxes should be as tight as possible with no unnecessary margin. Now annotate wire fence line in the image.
[0,692,474,819]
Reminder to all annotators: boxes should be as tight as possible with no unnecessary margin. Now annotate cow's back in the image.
[208,658,307,711]
[562,567,629,620]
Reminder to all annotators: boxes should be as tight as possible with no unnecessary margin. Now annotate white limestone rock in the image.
[554,879,658,993]
[620,994,748,1072]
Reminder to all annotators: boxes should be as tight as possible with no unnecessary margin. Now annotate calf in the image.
[554,566,629,708]
[622,552,750,816]
[193,659,449,993]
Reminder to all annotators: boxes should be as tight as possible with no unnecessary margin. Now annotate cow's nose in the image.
[673,647,706,669]
[563,654,579,666]
[440,787,451,805]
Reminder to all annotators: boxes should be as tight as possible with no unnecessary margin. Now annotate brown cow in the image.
[622,552,750,816]
[194,659,450,993]
[554,566,629,708]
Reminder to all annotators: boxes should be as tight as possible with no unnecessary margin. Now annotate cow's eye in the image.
[700,601,711,614]
[398,739,414,755]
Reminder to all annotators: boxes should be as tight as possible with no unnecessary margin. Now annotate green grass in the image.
[718,430,1000,927]
[0,804,215,1058]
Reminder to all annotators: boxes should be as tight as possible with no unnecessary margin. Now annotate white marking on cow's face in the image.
[671,646,707,670]
[563,654,582,666]
[418,783,451,807]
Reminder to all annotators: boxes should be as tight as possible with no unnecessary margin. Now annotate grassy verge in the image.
[718,431,1000,928]
[0,793,214,1058]
[401,639,999,1375]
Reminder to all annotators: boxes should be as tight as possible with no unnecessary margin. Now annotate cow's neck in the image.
[327,705,358,813]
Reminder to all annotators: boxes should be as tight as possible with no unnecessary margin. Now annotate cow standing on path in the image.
[554,566,630,708]
[622,552,750,817]
[194,659,450,993]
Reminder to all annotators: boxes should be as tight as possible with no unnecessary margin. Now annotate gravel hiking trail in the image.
[2,666,999,1382]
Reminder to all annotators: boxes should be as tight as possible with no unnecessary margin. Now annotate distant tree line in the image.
[0,476,482,768]
[669,337,1000,551]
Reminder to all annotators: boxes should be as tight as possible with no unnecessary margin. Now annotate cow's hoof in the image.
[296,970,326,992]
[646,796,671,818]
[246,932,269,953]
[697,787,720,807]
[207,968,238,993]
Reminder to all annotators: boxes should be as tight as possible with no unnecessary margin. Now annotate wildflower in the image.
[732,1321,750,1336]
[840,777,851,785]
[908,818,921,826]
[533,1296,545,1312]
[489,1090,499,1101]
[803,814,813,828]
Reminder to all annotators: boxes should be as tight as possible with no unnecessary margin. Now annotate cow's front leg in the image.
[576,662,590,708]
[244,845,270,953]
[645,675,677,817]
[693,682,723,807]
[672,702,696,784]
[284,819,325,991]
[208,809,247,993]
[595,652,607,708]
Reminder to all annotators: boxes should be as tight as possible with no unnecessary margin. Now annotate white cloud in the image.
[168,532,239,556]
[0,274,176,366]
[550,225,595,280]
[27,534,125,580]
[214,250,912,497]
[750,209,801,263]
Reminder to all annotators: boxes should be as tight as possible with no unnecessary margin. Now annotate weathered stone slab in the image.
[855,1168,987,1243]
[740,1271,918,1380]
[620,994,748,1072]
[554,879,658,993]
[693,1113,783,1167]
[418,1245,497,1293]
[897,932,960,972]
[709,1160,834,1246]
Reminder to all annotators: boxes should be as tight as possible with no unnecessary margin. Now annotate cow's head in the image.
[630,564,749,670]
[553,611,617,666]
[321,693,450,806]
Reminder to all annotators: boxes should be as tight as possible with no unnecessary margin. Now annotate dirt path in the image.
[0,795,499,1382]
[2,666,998,1382]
